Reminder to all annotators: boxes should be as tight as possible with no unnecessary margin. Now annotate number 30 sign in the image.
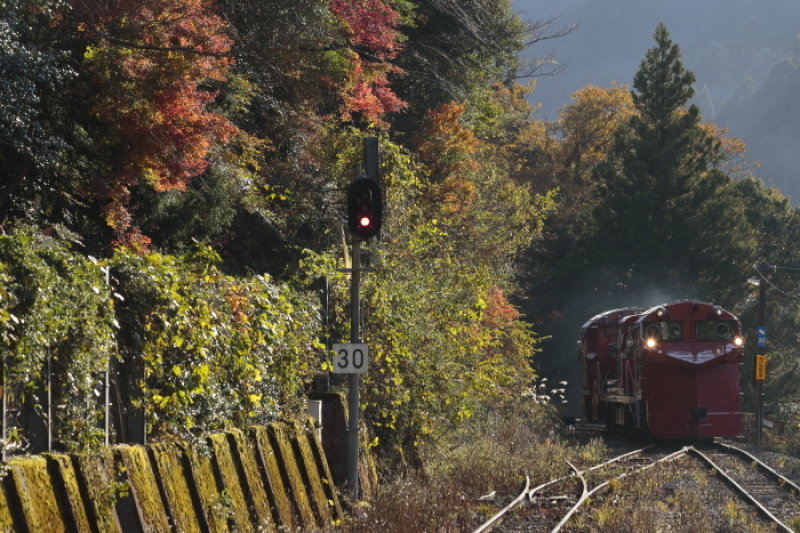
[332,343,369,374]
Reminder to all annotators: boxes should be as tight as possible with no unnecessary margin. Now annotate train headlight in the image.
[733,336,744,347]
[646,338,657,349]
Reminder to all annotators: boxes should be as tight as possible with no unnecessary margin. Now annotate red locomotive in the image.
[578,301,744,439]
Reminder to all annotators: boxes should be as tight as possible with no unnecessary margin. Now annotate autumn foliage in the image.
[330,0,407,125]
[74,0,238,248]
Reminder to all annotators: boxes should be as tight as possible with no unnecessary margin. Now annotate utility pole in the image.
[754,262,774,446]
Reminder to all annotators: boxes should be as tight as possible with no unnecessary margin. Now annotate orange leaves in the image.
[509,84,635,195]
[77,0,238,249]
[413,102,482,216]
[699,121,760,179]
[339,59,407,126]
[477,287,531,365]
[330,0,406,126]
[558,83,636,173]
[415,102,481,182]
[481,287,521,329]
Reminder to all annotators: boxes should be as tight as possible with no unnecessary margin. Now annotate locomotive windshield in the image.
[696,320,737,340]
[643,321,683,341]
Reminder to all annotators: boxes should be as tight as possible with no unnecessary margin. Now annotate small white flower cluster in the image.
[522,377,568,405]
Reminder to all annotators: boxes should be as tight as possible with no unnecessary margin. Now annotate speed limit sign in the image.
[332,343,369,374]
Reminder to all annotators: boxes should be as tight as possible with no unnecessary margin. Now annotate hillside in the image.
[513,0,800,201]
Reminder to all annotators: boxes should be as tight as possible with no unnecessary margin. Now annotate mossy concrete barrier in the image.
[0,422,341,533]
[0,477,15,532]
[207,432,256,533]
[288,421,341,523]
[225,429,275,532]
[248,426,296,531]
[72,448,122,533]
[266,423,317,529]
[180,443,230,533]
[45,454,93,532]
[116,444,172,533]
[147,444,203,533]
[7,455,66,533]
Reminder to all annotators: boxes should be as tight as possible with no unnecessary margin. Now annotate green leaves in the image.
[300,133,543,463]
[0,225,117,451]
[0,227,323,447]
[562,24,753,303]
[113,242,322,439]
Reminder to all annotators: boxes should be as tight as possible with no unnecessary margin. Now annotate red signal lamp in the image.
[347,178,383,240]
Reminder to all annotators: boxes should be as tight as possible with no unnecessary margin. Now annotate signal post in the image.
[333,138,381,499]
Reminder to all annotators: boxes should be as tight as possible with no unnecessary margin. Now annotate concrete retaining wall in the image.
[0,422,341,533]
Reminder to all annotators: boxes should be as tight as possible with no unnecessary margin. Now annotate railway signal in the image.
[339,137,381,500]
[347,177,382,240]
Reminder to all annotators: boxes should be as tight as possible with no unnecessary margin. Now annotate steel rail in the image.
[715,441,800,494]
[687,447,795,533]
[472,444,655,533]
[526,443,656,500]
[550,447,689,533]
[472,476,530,533]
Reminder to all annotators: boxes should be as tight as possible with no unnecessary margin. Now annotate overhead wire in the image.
[752,261,800,301]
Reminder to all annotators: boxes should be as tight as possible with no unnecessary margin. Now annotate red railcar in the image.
[578,301,744,439]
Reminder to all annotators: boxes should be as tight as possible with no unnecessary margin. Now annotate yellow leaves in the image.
[699,121,760,179]
[415,102,481,183]
[141,168,161,188]
[559,83,636,175]
[195,364,209,381]
[82,45,100,62]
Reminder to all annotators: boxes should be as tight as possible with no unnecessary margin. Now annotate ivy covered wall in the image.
[0,225,324,451]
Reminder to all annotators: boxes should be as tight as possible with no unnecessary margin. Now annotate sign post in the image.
[347,239,362,499]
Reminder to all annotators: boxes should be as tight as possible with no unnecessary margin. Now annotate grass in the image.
[571,456,782,533]
[320,398,605,533]
[320,401,799,533]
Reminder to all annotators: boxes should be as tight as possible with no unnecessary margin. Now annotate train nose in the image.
[691,406,708,420]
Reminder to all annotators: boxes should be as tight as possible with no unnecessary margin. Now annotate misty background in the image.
[512,0,800,416]
[515,0,800,201]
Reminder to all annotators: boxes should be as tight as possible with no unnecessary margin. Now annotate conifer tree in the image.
[563,23,752,303]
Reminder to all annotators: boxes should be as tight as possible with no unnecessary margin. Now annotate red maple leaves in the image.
[68,0,408,249]
[75,0,238,249]
[330,0,407,126]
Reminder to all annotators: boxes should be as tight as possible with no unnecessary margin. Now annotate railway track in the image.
[474,440,800,533]
[689,442,800,532]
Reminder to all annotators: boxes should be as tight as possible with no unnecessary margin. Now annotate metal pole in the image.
[47,350,52,453]
[755,263,771,446]
[105,266,110,447]
[348,239,361,499]
[1,356,6,462]
[756,278,765,446]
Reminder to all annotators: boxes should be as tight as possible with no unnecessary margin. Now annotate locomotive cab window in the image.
[643,321,683,341]
[696,320,736,340]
